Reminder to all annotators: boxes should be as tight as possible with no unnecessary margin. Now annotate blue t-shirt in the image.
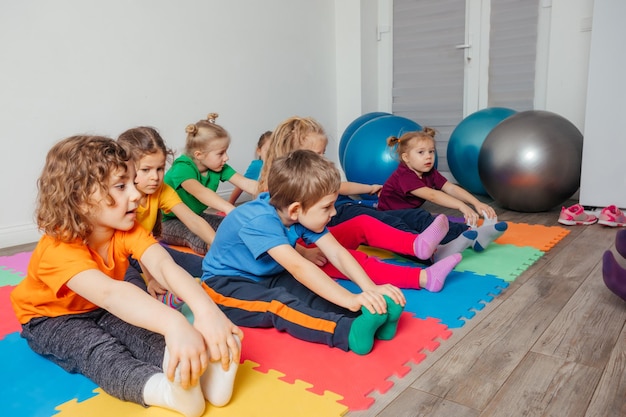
[202,192,328,282]
[243,159,263,180]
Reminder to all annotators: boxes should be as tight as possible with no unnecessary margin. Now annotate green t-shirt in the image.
[163,154,236,220]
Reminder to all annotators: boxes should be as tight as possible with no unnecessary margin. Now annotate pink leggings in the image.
[306,215,424,289]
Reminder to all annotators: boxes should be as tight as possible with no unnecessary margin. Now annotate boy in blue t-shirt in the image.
[202,150,406,355]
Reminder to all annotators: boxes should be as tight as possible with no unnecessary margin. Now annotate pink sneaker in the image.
[598,205,626,227]
[557,204,598,226]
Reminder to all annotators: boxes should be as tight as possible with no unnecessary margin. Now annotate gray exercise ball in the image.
[477,110,583,212]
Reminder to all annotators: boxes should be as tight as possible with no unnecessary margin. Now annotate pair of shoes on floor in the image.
[598,205,626,227]
[558,204,598,226]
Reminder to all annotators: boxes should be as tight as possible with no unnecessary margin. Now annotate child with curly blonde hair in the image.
[11,135,242,416]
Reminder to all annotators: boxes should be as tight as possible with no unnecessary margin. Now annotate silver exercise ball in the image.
[477,110,583,212]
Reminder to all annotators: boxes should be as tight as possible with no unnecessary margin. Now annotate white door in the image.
[392,0,468,174]
[392,0,539,175]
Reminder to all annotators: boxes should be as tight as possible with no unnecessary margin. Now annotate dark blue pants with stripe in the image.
[203,272,358,351]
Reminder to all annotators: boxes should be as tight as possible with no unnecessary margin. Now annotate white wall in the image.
[0,0,336,247]
[0,0,617,247]
[542,0,595,132]
[579,0,626,208]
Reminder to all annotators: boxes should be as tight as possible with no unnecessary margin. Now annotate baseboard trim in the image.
[0,223,41,249]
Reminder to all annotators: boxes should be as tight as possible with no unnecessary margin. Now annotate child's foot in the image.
[433,230,477,262]
[424,253,462,292]
[158,291,185,310]
[473,221,508,252]
[200,334,241,407]
[375,295,404,340]
[414,214,449,260]
[602,250,626,302]
[143,348,206,417]
[348,307,388,355]
[615,229,626,259]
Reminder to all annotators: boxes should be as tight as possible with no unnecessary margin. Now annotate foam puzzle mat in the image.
[0,221,569,416]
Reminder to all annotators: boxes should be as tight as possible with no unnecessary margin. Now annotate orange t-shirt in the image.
[10,225,157,324]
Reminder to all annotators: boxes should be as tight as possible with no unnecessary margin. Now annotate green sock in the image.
[348,307,388,355]
[375,296,404,341]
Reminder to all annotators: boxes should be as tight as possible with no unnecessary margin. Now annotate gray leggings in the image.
[21,309,165,405]
[160,212,224,254]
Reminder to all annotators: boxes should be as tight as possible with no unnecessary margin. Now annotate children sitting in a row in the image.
[11,113,507,417]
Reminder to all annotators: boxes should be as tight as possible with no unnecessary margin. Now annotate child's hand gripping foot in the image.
[200,334,241,407]
[375,295,405,340]
[421,253,462,292]
[143,348,206,417]
[348,307,388,355]
[413,214,449,260]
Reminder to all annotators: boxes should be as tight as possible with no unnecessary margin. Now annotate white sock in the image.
[473,221,508,252]
[200,334,241,407]
[143,348,205,417]
[433,230,477,262]
[143,373,205,417]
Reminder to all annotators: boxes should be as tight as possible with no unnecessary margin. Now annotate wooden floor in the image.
[2,199,625,417]
[346,200,626,417]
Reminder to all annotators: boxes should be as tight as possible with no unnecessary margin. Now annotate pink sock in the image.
[414,214,449,260]
[425,253,462,292]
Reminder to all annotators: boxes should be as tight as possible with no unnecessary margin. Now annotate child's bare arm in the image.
[441,182,497,219]
[339,181,382,196]
[412,184,480,224]
[228,172,259,196]
[295,244,328,266]
[228,186,244,205]
[181,179,236,214]
[314,234,405,307]
[267,244,382,313]
[137,259,167,298]
[66,268,207,388]
[141,244,243,370]
[171,202,217,247]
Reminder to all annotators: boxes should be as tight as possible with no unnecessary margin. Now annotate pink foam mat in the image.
[0,251,32,276]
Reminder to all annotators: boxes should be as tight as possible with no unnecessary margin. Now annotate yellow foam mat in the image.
[54,360,348,417]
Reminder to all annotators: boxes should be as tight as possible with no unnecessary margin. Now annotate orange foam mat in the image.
[54,360,348,417]
[494,222,569,252]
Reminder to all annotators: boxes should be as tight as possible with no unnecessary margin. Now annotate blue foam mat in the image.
[339,270,508,328]
[0,332,98,417]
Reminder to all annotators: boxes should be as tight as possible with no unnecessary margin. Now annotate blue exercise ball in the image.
[447,107,517,195]
[339,112,390,169]
[478,110,583,212]
[343,115,422,186]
